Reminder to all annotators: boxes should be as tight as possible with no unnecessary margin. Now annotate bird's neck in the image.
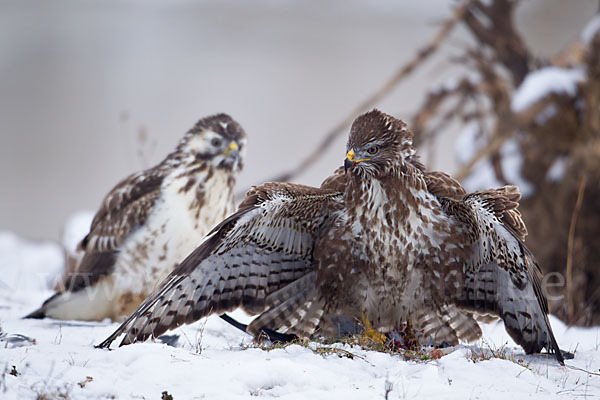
[163,151,196,169]
[345,162,427,218]
[164,162,236,234]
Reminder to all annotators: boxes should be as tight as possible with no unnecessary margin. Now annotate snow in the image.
[457,126,534,197]
[1,233,599,399]
[535,103,558,125]
[546,156,570,182]
[499,138,534,197]
[461,158,503,194]
[61,210,94,255]
[454,123,482,165]
[433,78,460,94]
[582,14,600,44]
[511,67,585,112]
[0,232,64,293]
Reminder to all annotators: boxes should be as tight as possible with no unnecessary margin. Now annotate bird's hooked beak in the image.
[223,141,239,157]
[344,149,370,173]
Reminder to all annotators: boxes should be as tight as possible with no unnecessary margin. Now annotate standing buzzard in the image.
[98,110,563,364]
[26,114,246,321]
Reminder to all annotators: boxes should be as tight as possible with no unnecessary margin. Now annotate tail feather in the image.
[24,307,49,319]
[25,285,116,322]
[413,305,482,346]
[438,305,482,343]
[414,308,459,346]
[247,287,312,336]
[24,293,61,319]
[246,272,321,338]
[285,299,325,337]
[462,261,564,364]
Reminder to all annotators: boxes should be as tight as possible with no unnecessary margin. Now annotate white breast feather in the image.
[114,167,234,295]
[357,179,455,324]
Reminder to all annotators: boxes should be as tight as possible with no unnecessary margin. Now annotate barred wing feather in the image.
[97,183,342,348]
[455,188,563,364]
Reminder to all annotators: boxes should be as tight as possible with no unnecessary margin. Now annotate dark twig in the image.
[463,0,532,85]
[566,174,588,325]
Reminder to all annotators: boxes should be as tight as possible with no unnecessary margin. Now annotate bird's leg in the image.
[360,314,387,346]
[383,317,422,351]
[402,316,419,350]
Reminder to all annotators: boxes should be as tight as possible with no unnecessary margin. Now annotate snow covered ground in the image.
[1,230,599,399]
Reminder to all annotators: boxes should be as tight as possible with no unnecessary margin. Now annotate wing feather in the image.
[424,170,467,200]
[445,187,563,364]
[70,169,165,290]
[97,182,343,348]
[81,169,165,253]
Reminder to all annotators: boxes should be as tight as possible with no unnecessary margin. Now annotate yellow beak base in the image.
[223,141,239,156]
[344,149,370,173]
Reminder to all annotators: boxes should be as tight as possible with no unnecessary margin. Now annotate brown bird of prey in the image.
[98,109,563,364]
[26,114,246,321]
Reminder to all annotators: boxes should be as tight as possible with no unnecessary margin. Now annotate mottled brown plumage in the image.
[26,113,246,321]
[98,110,563,364]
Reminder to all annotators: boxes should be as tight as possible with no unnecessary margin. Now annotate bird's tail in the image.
[413,304,482,346]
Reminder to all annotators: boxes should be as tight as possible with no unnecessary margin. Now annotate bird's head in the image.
[178,113,246,172]
[344,109,415,178]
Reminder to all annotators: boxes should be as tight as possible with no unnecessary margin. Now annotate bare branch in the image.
[566,174,587,326]
[463,0,532,85]
[263,1,473,184]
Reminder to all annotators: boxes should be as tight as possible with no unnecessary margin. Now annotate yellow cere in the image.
[346,149,370,163]
[224,141,239,155]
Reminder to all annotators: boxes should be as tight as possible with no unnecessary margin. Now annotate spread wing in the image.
[97,182,343,348]
[441,185,563,364]
[64,169,165,292]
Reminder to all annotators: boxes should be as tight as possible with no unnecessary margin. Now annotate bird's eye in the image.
[211,138,223,147]
[367,146,379,155]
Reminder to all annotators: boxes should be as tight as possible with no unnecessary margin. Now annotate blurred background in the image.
[2,0,599,324]
[1,0,595,240]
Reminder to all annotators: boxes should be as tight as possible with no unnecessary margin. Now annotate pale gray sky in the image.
[0,0,596,240]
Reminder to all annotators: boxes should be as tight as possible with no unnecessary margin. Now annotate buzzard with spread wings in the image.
[98,110,564,364]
